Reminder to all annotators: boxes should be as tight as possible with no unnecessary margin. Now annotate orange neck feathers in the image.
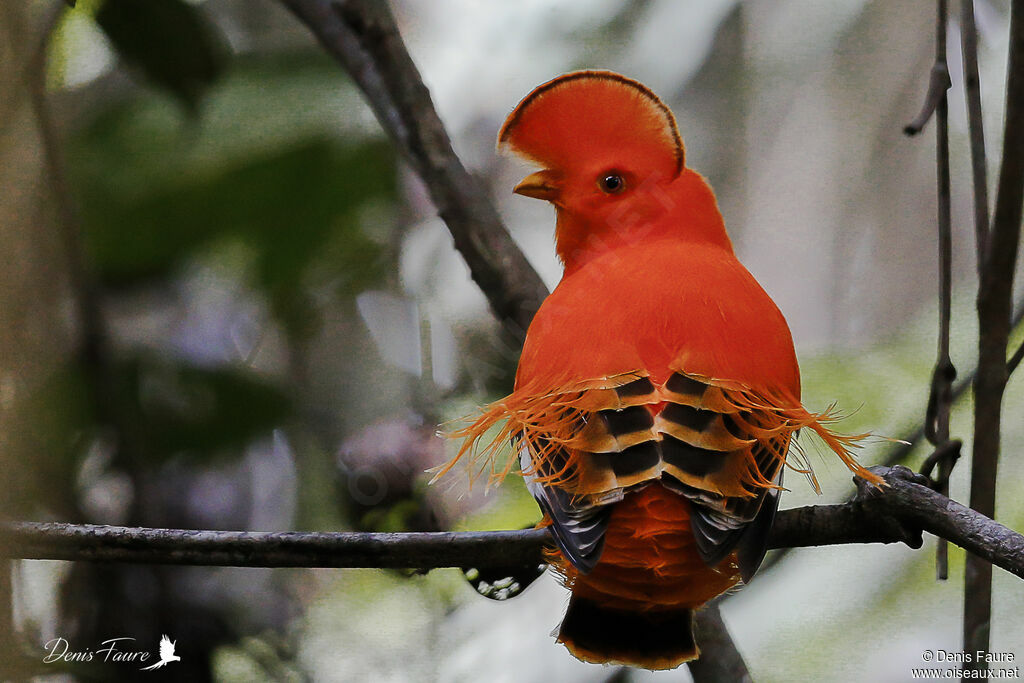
[553,169,734,273]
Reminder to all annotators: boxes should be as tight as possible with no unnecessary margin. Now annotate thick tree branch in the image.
[770,466,1024,580]
[3,468,1022,578]
[279,0,547,336]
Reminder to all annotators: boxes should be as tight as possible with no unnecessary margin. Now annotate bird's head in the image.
[498,71,728,269]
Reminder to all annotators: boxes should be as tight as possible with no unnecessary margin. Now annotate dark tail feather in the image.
[557,596,698,670]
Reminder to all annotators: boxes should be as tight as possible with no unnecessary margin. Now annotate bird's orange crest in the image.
[498,71,684,181]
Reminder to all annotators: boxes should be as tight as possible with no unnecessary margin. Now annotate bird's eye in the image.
[598,173,626,194]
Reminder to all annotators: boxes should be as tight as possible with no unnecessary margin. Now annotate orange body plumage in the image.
[447,71,880,670]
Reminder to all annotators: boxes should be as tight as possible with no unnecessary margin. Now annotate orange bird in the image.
[445,71,881,670]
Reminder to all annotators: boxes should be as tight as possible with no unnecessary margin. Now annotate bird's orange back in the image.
[516,233,800,397]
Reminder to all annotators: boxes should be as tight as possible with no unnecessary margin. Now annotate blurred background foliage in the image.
[1,0,1023,681]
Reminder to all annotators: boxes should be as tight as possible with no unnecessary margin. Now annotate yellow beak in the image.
[513,170,560,201]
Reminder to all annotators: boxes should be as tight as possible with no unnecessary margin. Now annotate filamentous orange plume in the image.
[443,70,882,670]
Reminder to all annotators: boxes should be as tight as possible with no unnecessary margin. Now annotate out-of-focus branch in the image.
[26,0,149,525]
[279,0,547,336]
[4,467,1022,578]
[0,561,11,674]
[0,3,62,139]
[28,15,107,379]
[688,603,752,683]
[965,0,1024,668]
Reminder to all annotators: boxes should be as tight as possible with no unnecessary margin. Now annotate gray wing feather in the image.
[519,438,610,573]
[735,469,783,582]
[682,446,784,578]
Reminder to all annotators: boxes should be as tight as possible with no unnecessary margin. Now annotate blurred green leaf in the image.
[67,51,396,340]
[67,51,369,200]
[96,0,227,111]
[77,136,395,318]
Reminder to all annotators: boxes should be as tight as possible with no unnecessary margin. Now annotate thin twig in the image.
[901,304,1024,468]
[919,439,962,481]
[965,0,1024,670]
[279,0,548,336]
[925,0,953,455]
[919,0,957,581]
[962,0,992,265]
[1010,336,1024,375]
[1008,282,1024,377]
[3,467,1022,578]
[904,4,953,139]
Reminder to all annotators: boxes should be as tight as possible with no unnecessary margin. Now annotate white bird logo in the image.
[140,635,180,670]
